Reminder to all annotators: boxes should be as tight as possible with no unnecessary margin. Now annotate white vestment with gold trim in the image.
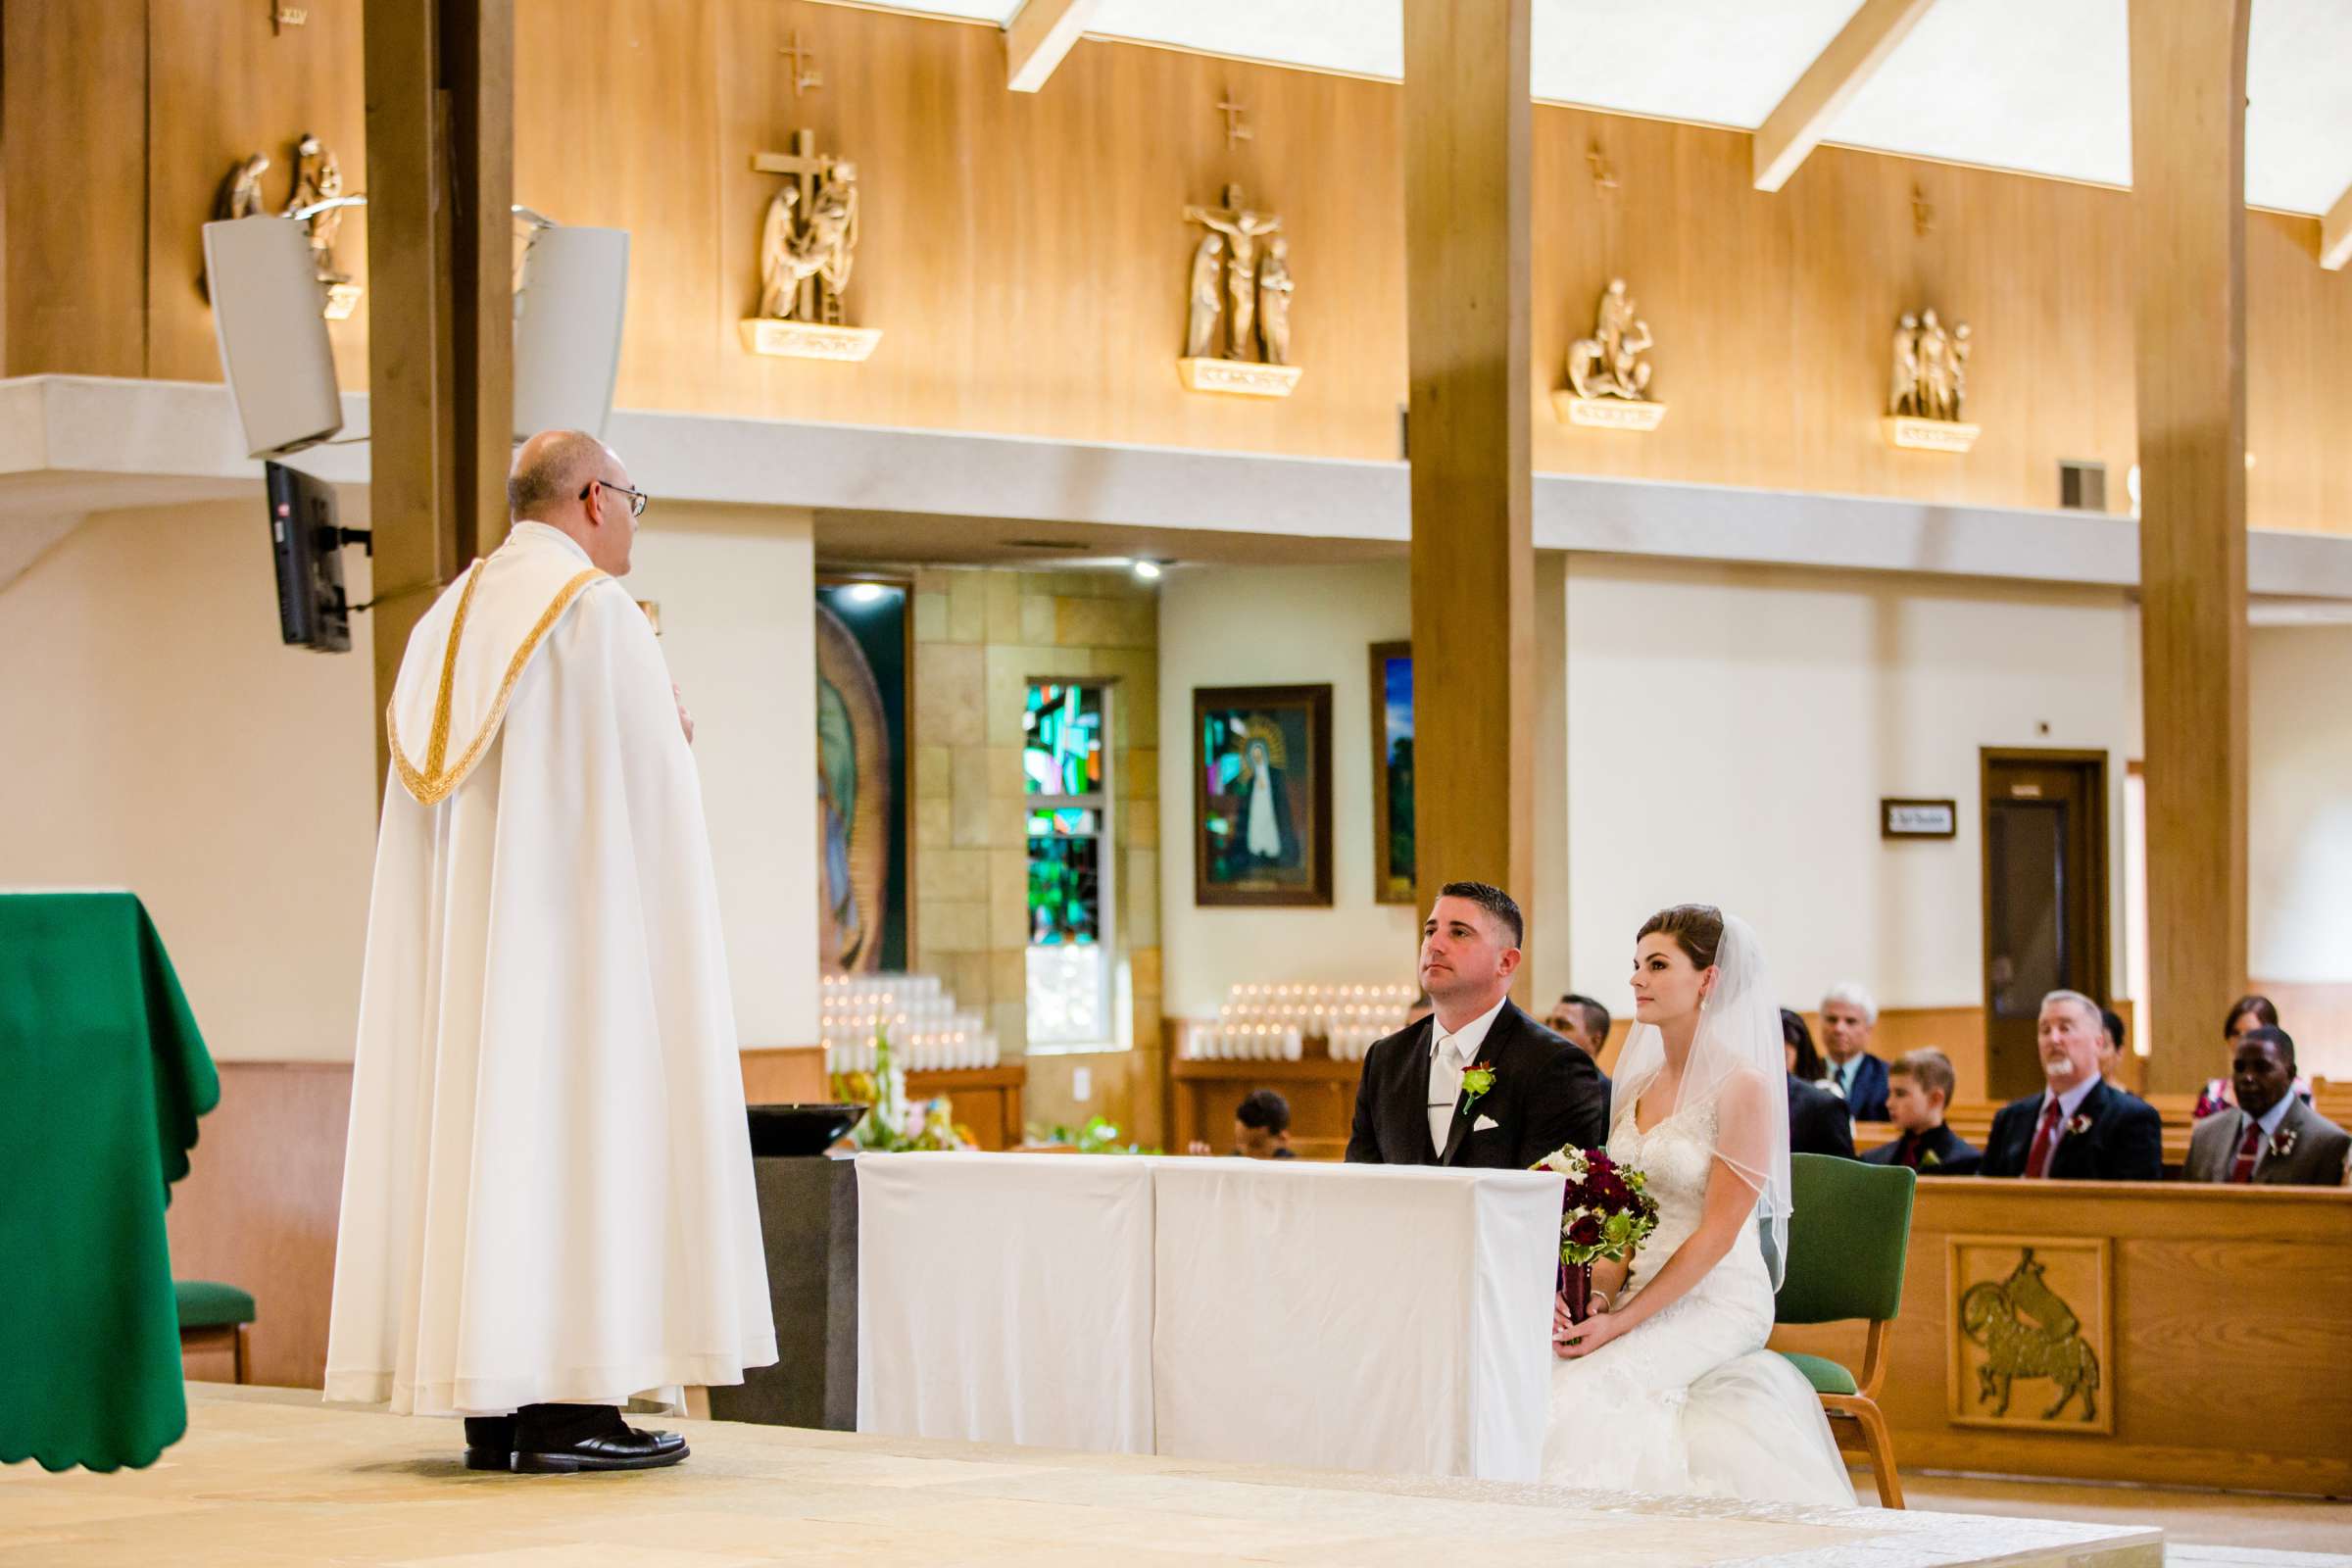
[325,521,776,1415]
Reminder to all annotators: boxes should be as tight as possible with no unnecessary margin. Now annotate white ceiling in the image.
[908,0,2352,216]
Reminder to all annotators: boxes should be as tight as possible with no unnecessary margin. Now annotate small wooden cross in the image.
[779,29,822,97]
[1911,183,1935,236]
[1588,145,1618,195]
[1216,94,1252,151]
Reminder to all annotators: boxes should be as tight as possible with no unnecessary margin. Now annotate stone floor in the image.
[0,1387,2161,1568]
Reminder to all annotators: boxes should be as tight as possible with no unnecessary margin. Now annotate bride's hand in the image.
[1552,1305,1627,1359]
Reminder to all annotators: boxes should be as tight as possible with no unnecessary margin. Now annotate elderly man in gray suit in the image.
[2184,1026,2351,1186]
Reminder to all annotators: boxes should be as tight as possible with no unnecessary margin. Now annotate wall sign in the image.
[1883,798,1958,839]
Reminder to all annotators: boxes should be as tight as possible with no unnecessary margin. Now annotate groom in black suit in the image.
[1346,881,1611,1168]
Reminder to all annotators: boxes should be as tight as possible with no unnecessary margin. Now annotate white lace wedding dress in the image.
[1538,1094,1857,1505]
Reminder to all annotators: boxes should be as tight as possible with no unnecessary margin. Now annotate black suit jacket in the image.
[1346,1002,1610,1168]
[1864,1122,1980,1174]
[1787,1075,1857,1159]
[1980,1078,2163,1181]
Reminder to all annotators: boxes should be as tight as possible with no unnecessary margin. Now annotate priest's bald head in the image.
[509,428,642,576]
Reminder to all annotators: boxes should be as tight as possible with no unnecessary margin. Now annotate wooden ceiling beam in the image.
[1752,0,1940,192]
[1005,0,1099,93]
[2321,177,2352,270]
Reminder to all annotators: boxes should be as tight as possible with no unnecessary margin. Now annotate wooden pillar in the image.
[362,0,514,786]
[1402,0,1534,955]
[2129,0,2250,1092]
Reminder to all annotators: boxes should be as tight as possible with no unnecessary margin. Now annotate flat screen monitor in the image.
[266,461,350,653]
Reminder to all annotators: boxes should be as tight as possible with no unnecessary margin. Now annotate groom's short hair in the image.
[1437,880,1523,949]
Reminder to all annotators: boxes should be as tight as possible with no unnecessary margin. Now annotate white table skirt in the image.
[855,1152,1154,1453]
[1152,1159,1563,1481]
[855,1152,1564,1480]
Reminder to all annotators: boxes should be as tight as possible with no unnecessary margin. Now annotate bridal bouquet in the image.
[1532,1144,1660,1322]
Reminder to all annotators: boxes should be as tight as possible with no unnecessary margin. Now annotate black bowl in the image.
[746,1102,867,1158]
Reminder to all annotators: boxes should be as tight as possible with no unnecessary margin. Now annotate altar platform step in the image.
[0,1385,2167,1568]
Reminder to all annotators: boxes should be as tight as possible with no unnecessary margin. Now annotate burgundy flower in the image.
[1568,1214,1603,1248]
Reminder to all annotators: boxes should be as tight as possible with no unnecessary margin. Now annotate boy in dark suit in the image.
[1865,1048,1979,1173]
[1980,991,2162,1181]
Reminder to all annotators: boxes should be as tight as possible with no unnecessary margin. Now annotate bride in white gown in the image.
[1540,905,1856,1505]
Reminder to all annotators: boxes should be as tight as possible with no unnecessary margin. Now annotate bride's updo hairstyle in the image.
[1637,904,1725,970]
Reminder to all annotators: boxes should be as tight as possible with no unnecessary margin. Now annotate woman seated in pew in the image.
[1862,1049,1980,1173]
[2193,995,2315,1120]
[1778,1009,1855,1160]
[2182,1027,2351,1186]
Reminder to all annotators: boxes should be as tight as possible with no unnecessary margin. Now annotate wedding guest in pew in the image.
[1818,981,1890,1120]
[1863,1049,1980,1173]
[1545,994,1610,1062]
[2182,1027,2351,1186]
[1186,1089,1298,1159]
[1981,990,2163,1181]
[1780,1008,1856,1159]
[2098,1007,2128,1081]
[2194,994,2315,1120]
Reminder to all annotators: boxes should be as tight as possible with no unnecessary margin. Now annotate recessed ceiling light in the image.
[1132,560,1163,581]
[846,582,888,604]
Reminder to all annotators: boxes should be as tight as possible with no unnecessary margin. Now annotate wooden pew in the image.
[1770,1181,2352,1496]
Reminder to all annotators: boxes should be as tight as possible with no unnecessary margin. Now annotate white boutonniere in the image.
[2270,1127,2298,1158]
[2065,1112,2094,1138]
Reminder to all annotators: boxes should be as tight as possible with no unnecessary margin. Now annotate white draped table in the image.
[855,1152,1564,1481]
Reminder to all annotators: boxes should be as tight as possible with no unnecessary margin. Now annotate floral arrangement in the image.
[1025,1115,1159,1155]
[830,1027,975,1153]
[1532,1144,1660,1269]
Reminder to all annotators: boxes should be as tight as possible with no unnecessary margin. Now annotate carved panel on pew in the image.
[1771,1182,2352,1496]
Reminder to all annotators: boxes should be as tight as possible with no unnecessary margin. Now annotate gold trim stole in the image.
[387,564,608,806]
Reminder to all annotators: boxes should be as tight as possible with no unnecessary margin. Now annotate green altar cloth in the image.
[0,892,219,1472]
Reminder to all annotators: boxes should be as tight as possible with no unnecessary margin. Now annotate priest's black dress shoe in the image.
[510,1426,690,1474]
[461,1416,515,1472]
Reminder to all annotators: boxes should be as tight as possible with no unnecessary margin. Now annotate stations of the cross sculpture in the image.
[1178,183,1300,399]
[740,127,881,363]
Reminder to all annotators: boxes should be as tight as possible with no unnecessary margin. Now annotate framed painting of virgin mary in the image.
[1193,684,1333,906]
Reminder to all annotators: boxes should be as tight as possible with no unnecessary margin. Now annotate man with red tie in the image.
[1980,990,2162,1181]
[2182,1027,2351,1186]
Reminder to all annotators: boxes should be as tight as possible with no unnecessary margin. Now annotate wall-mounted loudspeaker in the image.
[201,218,345,459]
[514,225,630,440]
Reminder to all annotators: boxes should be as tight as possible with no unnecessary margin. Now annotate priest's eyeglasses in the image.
[582,478,650,519]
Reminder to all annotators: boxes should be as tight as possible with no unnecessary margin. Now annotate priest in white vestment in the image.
[325,430,776,1474]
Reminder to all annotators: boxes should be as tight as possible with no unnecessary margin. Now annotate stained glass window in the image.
[1024,684,1104,797]
[1024,681,1113,1048]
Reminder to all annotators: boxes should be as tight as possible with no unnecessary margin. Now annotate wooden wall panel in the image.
[142,0,370,388]
[3,0,149,377]
[8,1,2352,529]
[167,1062,353,1391]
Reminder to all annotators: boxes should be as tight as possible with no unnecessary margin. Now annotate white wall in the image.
[626,504,819,1047]
[0,496,821,1059]
[2249,624,2352,984]
[1565,558,2142,1014]
[1158,562,1420,1017]
[0,500,380,1059]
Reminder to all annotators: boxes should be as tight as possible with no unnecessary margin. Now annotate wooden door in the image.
[1981,751,2110,1101]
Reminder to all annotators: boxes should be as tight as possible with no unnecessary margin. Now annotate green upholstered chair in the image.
[175,1282,257,1385]
[1775,1153,1916,1508]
